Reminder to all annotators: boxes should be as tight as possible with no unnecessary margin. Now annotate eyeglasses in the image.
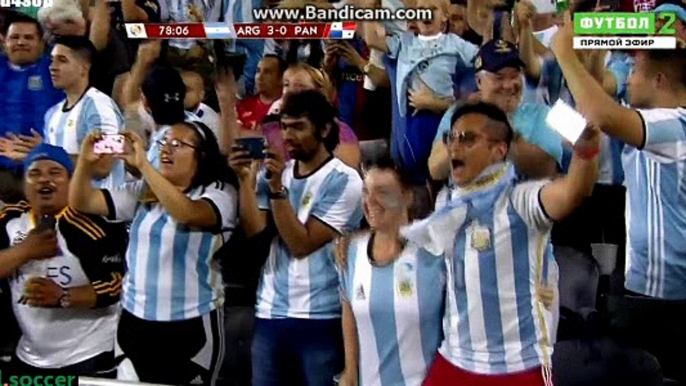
[157,138,198,152]
[443,130,501,147]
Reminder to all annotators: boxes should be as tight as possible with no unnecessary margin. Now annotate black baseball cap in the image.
[141,65,186,125]
[474,39,525,73]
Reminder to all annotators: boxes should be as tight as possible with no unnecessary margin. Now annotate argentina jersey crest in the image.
[28,75,42,91]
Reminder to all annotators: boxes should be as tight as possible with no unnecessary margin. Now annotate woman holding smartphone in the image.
[69,121,238,386]
[336,159,446,386]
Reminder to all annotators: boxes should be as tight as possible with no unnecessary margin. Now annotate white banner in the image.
[573,36,676,49]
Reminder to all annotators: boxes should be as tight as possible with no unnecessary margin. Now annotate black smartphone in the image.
[236,137,267,159]
[598,0,621,11]
[36,215,56,232]
[214,40,247,80]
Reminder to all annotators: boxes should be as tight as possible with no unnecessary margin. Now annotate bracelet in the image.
[574,147,601,160]
[268,186,288,200]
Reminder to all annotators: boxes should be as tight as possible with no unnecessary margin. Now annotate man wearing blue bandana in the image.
[404,102,600,385]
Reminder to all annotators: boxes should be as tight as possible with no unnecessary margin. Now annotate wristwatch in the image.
[59,288,72,308]
[268,186,289,200]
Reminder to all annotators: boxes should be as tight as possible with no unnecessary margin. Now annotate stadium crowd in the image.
[0,0,685,385]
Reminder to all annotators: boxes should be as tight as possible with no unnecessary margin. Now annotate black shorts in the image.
[116,308,224,386]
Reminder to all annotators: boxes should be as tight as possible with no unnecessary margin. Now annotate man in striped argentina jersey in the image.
[551,13,686,382]
[402,102,600,385]
[229,90,363,385]
[41,36,126,190]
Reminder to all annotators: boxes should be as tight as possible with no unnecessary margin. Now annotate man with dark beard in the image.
[229,90,363,385]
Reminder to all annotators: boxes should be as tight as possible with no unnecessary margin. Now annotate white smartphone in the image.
[546,99,587,144]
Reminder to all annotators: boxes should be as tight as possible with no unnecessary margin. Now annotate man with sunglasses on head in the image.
[405,102,600,385]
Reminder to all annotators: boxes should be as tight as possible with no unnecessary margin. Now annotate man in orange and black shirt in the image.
[0,143,127,377]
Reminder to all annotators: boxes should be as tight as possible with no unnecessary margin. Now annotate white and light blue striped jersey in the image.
[43,87,126,190]
[104,180,238,321]
[223,0,261,23]
[623,107,686,300]
[536,53,630,184]
[403,166,557,375]
[256,157,364,319]
[159,0,222,49]
[193,103,221,140]
[145,110,199,169]
[341,232,446,386]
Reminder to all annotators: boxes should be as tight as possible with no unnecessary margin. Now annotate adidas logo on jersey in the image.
[356,285,366,300]
[190,375,203,385]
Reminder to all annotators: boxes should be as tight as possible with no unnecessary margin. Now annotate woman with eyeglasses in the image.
[69,121,238,386]
[335,158,446,386]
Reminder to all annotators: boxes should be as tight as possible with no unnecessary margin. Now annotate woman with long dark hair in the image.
[69,121,237,386]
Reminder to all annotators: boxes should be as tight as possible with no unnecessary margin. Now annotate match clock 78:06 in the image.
[157,25,191,38]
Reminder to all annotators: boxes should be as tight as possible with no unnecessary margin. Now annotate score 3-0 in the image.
[234,23,321,39]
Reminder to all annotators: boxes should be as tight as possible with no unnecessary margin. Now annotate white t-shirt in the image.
[2,206,125,368]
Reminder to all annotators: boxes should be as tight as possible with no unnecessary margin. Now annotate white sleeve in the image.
[638,108,686,162]
[263,39,279,56]
[511,180,553,231]
[363,49,385,91]
[199,182,239,231]
[104,181,145,222]
[310,171,364,234]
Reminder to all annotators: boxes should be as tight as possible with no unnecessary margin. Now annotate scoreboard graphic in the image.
[125,22,357,40]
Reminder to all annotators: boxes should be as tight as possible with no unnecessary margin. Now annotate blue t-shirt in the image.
[0,54,63,170]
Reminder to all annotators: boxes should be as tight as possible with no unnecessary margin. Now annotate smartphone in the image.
[36,215,56,232]
[236,137,267,159]
[214,40,247,81]
[546,99,587,144]
[94,134,126,155]
[597,0,621,11]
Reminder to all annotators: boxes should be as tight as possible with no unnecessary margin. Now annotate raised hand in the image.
[550,10,575,57]
[116,131,148,170]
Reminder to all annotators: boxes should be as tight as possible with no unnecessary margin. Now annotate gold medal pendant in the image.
[469,221,491,251]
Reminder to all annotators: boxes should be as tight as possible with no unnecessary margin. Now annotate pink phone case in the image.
[94,135,125,154]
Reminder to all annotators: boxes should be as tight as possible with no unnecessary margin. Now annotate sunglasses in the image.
[443,130,501,147]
